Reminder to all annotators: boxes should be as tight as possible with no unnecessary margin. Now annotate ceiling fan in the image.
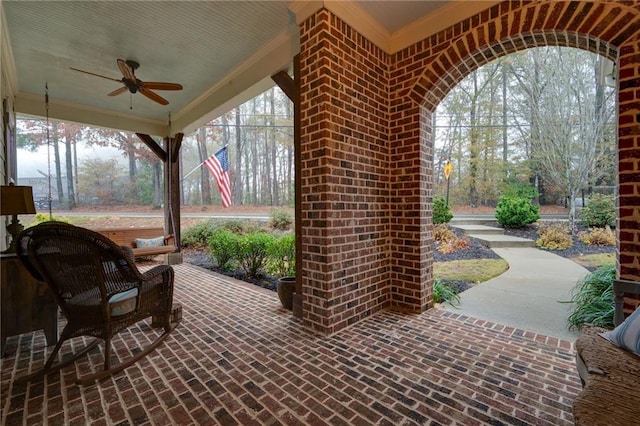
[70,59,183,105]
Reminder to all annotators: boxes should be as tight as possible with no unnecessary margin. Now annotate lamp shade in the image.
[1,185,37,216]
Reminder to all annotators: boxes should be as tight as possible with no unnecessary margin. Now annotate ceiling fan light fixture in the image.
[70,58,182,105]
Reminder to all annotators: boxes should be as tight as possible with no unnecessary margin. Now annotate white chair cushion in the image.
[600,306,640,356]
[109,288,138,316]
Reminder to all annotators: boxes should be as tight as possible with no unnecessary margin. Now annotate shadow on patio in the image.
[1,264,581,425]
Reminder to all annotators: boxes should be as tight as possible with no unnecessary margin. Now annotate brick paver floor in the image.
[1,264,582,425]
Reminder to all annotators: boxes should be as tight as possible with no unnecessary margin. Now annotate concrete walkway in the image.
[443,222,590,341]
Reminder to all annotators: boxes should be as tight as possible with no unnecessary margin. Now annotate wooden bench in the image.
[573,279,640,425]
[93,227,176,259]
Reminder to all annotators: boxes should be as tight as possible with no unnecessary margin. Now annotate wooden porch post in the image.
[164,134,182,264]
[135,132,183,264]
[272,55,302,319]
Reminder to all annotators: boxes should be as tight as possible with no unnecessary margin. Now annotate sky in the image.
[17,145,125,179]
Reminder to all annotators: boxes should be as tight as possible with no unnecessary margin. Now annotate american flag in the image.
[204,146,232,207]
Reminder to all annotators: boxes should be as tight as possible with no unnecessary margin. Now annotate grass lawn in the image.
[570,252,615,269]
[434,258,509,284]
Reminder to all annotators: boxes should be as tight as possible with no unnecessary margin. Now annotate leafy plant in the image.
[434,223,454,242]
[433,197,453,224]
[270,208,293,230]
[433,279,460,307]
[503,183,538,201]
[237,232,275,278]
[495,196,539,228]
[536,223,573,250]
[437,236,470,254]
[221,220,252,234]
[578,226,615,246]
[579,194,615,228]
[207,229,241,271]
[566,264,616,330]
[268,233,296,277]
[182,220,219,248]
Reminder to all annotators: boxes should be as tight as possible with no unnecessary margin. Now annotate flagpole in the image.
[182,145,229,181]
[182,161,205,180]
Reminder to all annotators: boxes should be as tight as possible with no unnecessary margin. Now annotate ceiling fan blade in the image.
[142,82,183,91]
[107,86,128,97]
[139,87,169,105]
[117,58,136,81]
[70,67,121,82]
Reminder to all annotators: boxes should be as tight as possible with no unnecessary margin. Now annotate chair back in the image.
[17,222,144,321]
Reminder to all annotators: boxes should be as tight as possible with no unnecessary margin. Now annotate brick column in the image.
[618,37,640,282]
[298,10,391,335]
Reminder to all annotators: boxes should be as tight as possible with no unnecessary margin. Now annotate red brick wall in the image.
[618,35,640,282]
[298,10,391,335]
[298,1,640,335]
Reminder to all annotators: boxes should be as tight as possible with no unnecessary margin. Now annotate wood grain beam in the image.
[271,70,297,102]
[135,133,167,162]
[171,133,183,162]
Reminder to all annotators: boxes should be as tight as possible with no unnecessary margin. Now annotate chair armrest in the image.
[140,264,175,315]
[164,234,175,246]
[120,246,136,264]
[142,265,174,290]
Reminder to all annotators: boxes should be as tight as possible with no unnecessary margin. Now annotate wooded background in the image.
[17,47,615,214]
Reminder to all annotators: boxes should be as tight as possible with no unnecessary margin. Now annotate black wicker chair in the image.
[16,222,179,385]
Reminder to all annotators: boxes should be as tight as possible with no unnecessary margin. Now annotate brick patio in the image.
[1,264,581,425]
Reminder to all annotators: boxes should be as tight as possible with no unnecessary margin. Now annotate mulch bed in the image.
[182,248,279,291]
[485,221,615,260]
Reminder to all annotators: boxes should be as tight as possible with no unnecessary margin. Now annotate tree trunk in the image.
[52,122,65,205]
[251,99,258,204]
[502,63,508,181]
[64,128,76,209]
[197,127,212,205]
[233,109,243,205]
[270,88,279,205]
[468,73,479,207]
[152,162,162,208]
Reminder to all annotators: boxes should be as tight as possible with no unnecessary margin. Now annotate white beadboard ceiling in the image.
[2,1,496,137]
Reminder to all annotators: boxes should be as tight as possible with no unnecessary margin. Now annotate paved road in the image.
[43,211,271,220]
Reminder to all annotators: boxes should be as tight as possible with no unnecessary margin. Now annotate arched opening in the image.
[408,28,625,316]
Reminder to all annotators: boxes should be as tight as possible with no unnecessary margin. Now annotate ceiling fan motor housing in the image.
[123,79,141,93]
[126,60,140,70]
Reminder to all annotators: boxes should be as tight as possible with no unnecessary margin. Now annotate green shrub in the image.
[580,194,616,228]
[503,183,538,201]
[578,226,616,246]
[27,213,71,227]
[433,279,460,307]
[270,208,293,230]
[237,232,275,278]
[433,197,453,224]
[207,229,241,271]
[221,220,250,234]
[536,223,573,250]
[495,196,539,228]
[267,233,296,277]
[182,220,219,248]
[566,264,615,330]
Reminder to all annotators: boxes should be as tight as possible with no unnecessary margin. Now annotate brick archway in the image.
[298,1,640,335]
[392,0,640,314]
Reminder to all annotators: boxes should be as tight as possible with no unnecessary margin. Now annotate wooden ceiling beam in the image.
[271,70,297,102]
[136,133,167,162]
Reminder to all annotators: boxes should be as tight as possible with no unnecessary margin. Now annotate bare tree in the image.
[522,48,615,230]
